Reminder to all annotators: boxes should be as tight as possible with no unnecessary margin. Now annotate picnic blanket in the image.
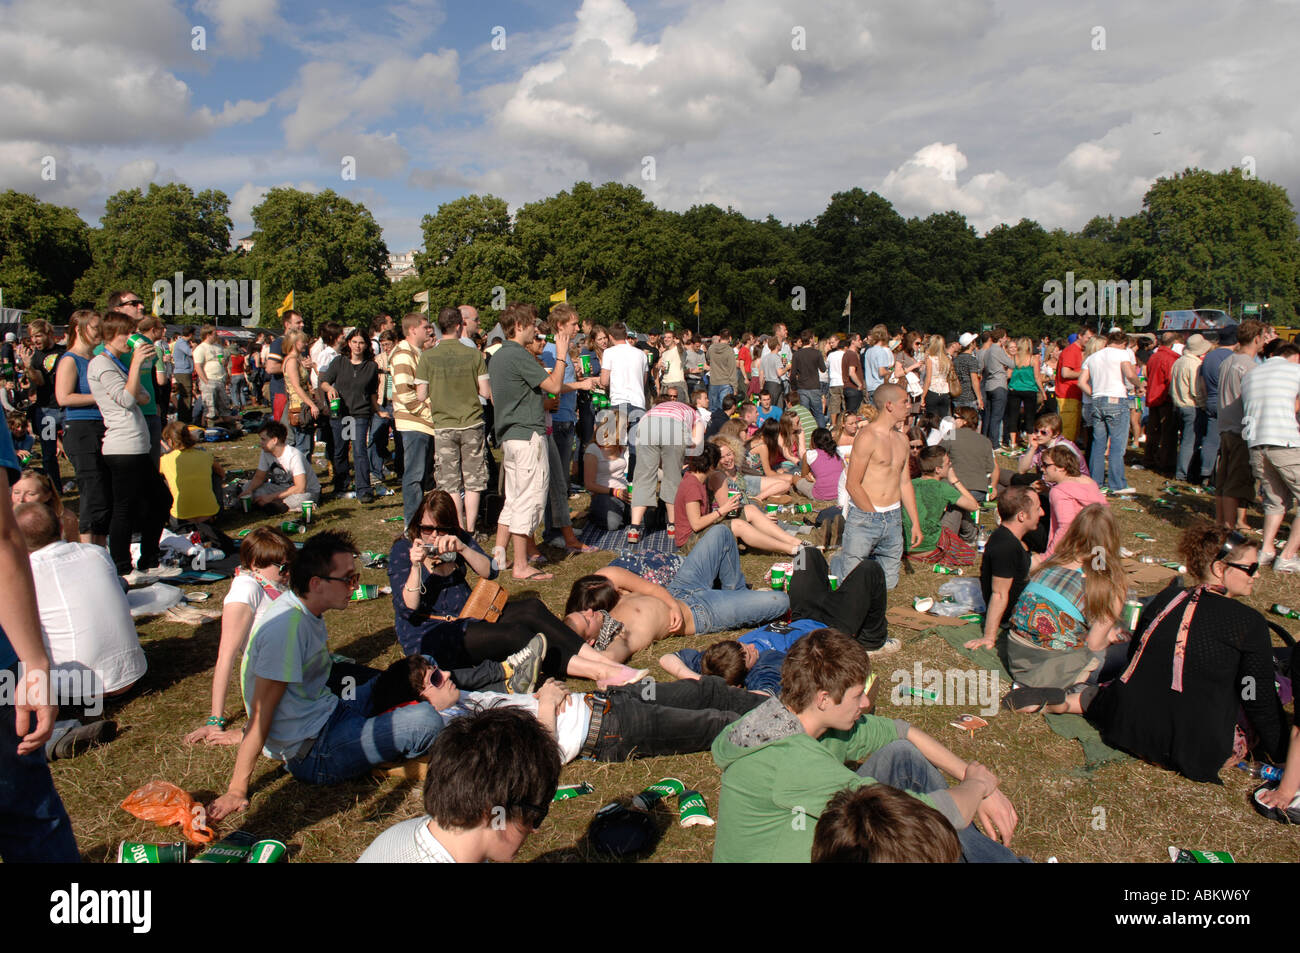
[576,524,676,555]
[917,620,1129,774]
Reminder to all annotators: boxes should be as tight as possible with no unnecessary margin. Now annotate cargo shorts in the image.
[434,424,489,495]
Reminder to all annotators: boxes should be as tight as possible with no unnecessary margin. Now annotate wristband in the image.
[206,716,228,729]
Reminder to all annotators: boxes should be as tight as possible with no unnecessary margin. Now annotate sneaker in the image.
[1112,487,1137,496]
[1274,556,1300,574]
[626,525,642,544]
[50,720,116,760]
[143,564,183,578]
[867,638,902,657]
[122,569,151,587]
[491,547,509,573]
[504,634,547,694]
[1259,549,1276,567]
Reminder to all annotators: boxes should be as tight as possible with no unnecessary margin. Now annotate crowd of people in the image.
[3,301,1299,865]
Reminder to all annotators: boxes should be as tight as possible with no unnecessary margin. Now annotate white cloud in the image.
[194,0,281,56]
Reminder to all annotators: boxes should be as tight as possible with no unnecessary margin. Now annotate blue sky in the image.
[2,0,1298,259]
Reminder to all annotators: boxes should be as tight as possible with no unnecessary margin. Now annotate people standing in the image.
[18,319,66,488]
[1078,331,1138,495]
[1170,334,1212,483]
[171,326,196,423]
[320,329,384,504]
[53,310,111,546]
[1142,331,1180,476]
[706,328,738,412]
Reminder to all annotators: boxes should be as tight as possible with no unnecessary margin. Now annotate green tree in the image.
[245,188,390,328]
[74,183,232,307]
[0,191,92,321]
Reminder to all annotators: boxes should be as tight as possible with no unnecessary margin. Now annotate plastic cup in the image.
[632,778,685,812]
[301,500,314,524]
[118,841,187,863]
[914,596,934,612]
[241,496,251,513]
[329,398,341,416]
[770,567,786,590]
[828,574,839,591]
[246,839,287,863]
[678,790,714,827]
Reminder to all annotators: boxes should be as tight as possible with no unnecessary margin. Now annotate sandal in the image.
[1002,686,1067,713]
[513,568,554,582]
[565,543,599,555]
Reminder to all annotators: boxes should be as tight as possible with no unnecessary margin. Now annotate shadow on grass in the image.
[530,799,673,863]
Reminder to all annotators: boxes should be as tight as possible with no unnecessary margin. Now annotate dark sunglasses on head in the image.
[1215,530,1250,564]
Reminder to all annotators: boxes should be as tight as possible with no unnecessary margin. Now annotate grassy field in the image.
[50,424,1300,863]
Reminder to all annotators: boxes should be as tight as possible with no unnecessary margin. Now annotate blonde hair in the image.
[1038,503,1126,625]
[1015,337,1034,368]
[926,335,951,377]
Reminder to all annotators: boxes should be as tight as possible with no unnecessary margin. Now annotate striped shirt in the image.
[389,340,435,435]
[1241,357,1300,448]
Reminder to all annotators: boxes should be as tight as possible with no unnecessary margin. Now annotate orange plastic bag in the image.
[120,781,214,845]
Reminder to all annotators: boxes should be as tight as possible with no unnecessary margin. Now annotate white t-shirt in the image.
[31,542,146,695]
[658,348,685,384]
[584,443,628,490]
[358,816,456,863]
[258,444,322,496]
[223,571,284,630]
[828,351,845,387]
[441,691,591,763]
[1082,347,1136,399]
[603,343,648,409]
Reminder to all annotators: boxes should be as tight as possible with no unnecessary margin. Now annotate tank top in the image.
[927,356,950,394]
[804,449,845,500]
[1010,364,1038,391]
[59,352,102,422]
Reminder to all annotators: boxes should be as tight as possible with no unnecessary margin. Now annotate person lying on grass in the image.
[368,654,768,765]
[208,530,444,822]
[562,524,791,663]
[711,627,1020,863]
[358,707,561,863]
[1003,523,1290,784]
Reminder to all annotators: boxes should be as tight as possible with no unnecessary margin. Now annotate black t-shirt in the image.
[31,346,65,407]
[267,336,285,398]
[321,358,378,418]
[791,346,826,391]
[980,525,1031,629]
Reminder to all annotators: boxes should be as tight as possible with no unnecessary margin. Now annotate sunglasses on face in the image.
[1224,561,1260,577]
[418,524,458,535]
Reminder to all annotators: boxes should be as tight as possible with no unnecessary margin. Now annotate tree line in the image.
[2,167,1297,338]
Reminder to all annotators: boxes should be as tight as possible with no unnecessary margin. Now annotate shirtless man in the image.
[563,525,791,663]
[832,382,922,590]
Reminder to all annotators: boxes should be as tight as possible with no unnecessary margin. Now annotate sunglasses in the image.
[122,300,145,307]
[506,799,551,830]
[1224,561,1260,577]
[418,524,458,535]
[322,571,362,588]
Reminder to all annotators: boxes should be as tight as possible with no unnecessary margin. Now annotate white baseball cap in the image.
[958,332,977,347]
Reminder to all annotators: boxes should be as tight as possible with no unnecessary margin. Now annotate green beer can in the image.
[579,355,593,375]
[281,520,304,534]
[591,392,611,409]
[247,839,287,863]
[329,397,341,416]
[118,840,187,863]
[192,831,256,863]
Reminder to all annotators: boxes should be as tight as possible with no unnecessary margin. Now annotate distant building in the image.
[236,236,255,253]
[386,249,418,283]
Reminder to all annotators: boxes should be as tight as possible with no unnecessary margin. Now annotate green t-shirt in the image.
[96,336,158,417]
[415,341,488,430]
[487,340,546,443]
[791,402,817,438]
[903,477,960,553]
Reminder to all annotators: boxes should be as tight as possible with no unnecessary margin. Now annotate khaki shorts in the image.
[500,433,549,535]
[1215,431,1254,500]
[1058,398,1082,443]
[828,386,844,418]
[433,424,488,495]
[201,378,231,422]
[1251,445,1300,515]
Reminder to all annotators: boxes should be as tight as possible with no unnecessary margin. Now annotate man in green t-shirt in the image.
[485,303,572,581]
[415,307,492,531]
[712,628,1019,862]
[903,446,978,554]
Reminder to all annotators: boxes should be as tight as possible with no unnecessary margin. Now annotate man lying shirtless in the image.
[564,524,792,663]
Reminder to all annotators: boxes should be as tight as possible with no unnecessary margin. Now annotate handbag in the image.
[947,363,963,399]
[458,578,507,622]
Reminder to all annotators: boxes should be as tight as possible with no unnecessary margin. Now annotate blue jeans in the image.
[708,383,733,414]
[1175,405,1204,482]
[1200,410,1220,483]
[1088,398,1130,491]
[331,415,375,496]
[833,505,904,590]
[369,407,399,476]
[588,491,627,530]
[0,664,80,862]
[856,740,1022,863]
[401,430,433,526]
[798,388,827,428]
[667,525,789,634]
[982,388,1008,445]
[287,676,443,785]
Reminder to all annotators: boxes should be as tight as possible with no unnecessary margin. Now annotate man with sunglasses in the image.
[209,530,444,821]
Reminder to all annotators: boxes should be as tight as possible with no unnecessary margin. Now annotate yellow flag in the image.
[276,290,294,317]
[152,288,164,317]
[549,289,567,304]
[688,288,700,316]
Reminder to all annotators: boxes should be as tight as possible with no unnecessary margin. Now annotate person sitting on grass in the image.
[754,389,782,426]
[238,421,321,514]
[583,409,630,531]
[711,628,1020,862]
[185,526,296,746]
[747,418,797,484]
[940,407,998,543]
[812,784,962,863]
[964,486,1043,653]
[564,524,792,662]
[997,503,1128,691]
[364,654,768,768]
[713,434,792,505]
[10,469,79,543]
[1004,523,1290,784]
[1041,443,1106,556]
[358,707,561,863]
[902,446,979,566]
[795,427,844,502]
[677,443,803,556]
[208,530,445,822]
[159,419,224,525]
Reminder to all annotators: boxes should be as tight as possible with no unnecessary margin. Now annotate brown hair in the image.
[701,641,747,686]
[239,526,297,572]
[437,306,461,336]
[954,406,979,428]
[1044,443,1081,476]
[68,309,101,346]
[813,785,962,863]
[781,628,870,712]
[162,419,196,451]
[997,485,1036,522]
[100,311,135,341]
[1177,520,1259,582]
[401,312,427,335]
[500,302,538,337]
[14,469,62,517]
[1038,503,1127,625]
[406,490,460,543]
[548,303,578,332]
[1035,412,1062,436]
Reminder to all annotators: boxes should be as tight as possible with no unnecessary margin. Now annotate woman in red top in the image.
[674,443,801,555]
[228,346,248,409]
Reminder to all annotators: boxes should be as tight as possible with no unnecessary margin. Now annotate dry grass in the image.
[48,432,1300,863]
